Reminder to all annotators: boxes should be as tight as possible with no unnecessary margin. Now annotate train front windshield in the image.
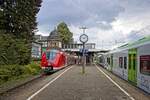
[46,50,57,60]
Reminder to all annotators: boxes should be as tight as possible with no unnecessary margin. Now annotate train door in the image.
[123,56,127,80]
[128,48,137,84]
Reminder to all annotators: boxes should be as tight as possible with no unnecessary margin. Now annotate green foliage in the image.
[57,22,73,44]
[0,65,24,83]
[0,0,42,85]
[0,67,11,82]
[0,34,30,65]
[0,62,41,84]
[24,62,41,75]
[0,0,42,65]
[0,0,42,38]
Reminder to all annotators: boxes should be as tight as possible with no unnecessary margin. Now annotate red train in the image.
[41,49,75,73]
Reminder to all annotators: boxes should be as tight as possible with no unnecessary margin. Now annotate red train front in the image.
[41,49,66,73]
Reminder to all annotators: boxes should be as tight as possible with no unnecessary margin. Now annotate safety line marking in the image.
[27,66,74,100]
[95,64,135,100]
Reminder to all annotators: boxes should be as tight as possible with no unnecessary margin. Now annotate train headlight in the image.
[48,62,51,66]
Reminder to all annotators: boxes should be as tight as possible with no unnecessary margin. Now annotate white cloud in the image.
[36,0,150,49]
[69,25,126,49]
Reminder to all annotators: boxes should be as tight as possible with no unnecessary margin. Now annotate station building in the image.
[34,35,48,52]
[31,42,42,59]
[34,29,106,64]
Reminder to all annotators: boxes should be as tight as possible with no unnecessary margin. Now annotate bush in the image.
[0,65,24,81]
[0,62,41,85]
[24,62,41,75]
[9,65,24,76]
[0,34,31,65]
[0,65,21,84]
[31,57,41,61]
[0,68,11,82]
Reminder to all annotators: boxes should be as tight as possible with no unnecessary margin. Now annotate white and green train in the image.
[98,36,150,93]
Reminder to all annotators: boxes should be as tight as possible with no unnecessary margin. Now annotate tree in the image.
[0,0,5,34]
[0,34,30,65]
[0,0,42,39]
[0,0,42,65]
[57,22,73,44]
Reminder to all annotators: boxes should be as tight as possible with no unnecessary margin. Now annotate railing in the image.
[62,43,96,49]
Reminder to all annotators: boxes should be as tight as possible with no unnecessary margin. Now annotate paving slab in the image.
[31,65,132,100]
[97,65,150,100]
[1,65,149,100]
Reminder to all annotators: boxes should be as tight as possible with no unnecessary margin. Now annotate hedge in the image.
[0,34,31,65]
[0,62,41,85]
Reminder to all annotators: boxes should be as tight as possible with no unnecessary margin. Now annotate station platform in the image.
[1,64,149,100]
[28,65,150,100]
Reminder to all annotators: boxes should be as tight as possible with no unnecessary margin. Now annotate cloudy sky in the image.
[36,0,150,49]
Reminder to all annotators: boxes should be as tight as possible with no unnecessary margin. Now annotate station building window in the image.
[65,44,67,48]
[140,55,150,75]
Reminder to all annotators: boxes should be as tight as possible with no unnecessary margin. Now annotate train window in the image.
[129,54,131,69]
[140,55,150,75]
[111,55,113,67]
[46,52,50,59]
[107,57,110,65]
[49,52,56,60]
[124,57,127,69]
[119,57,123,68]
[49,52,53,60]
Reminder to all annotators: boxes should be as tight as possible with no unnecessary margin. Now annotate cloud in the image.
[125,26,150,42]
[36,0,150,49]
[37,0,124,31]
[112,0,150,34]
[96,21,112,30]
[69,25,126,49]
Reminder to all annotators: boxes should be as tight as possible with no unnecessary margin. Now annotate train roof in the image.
[108,35,150,53]
[119,35,150,48]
